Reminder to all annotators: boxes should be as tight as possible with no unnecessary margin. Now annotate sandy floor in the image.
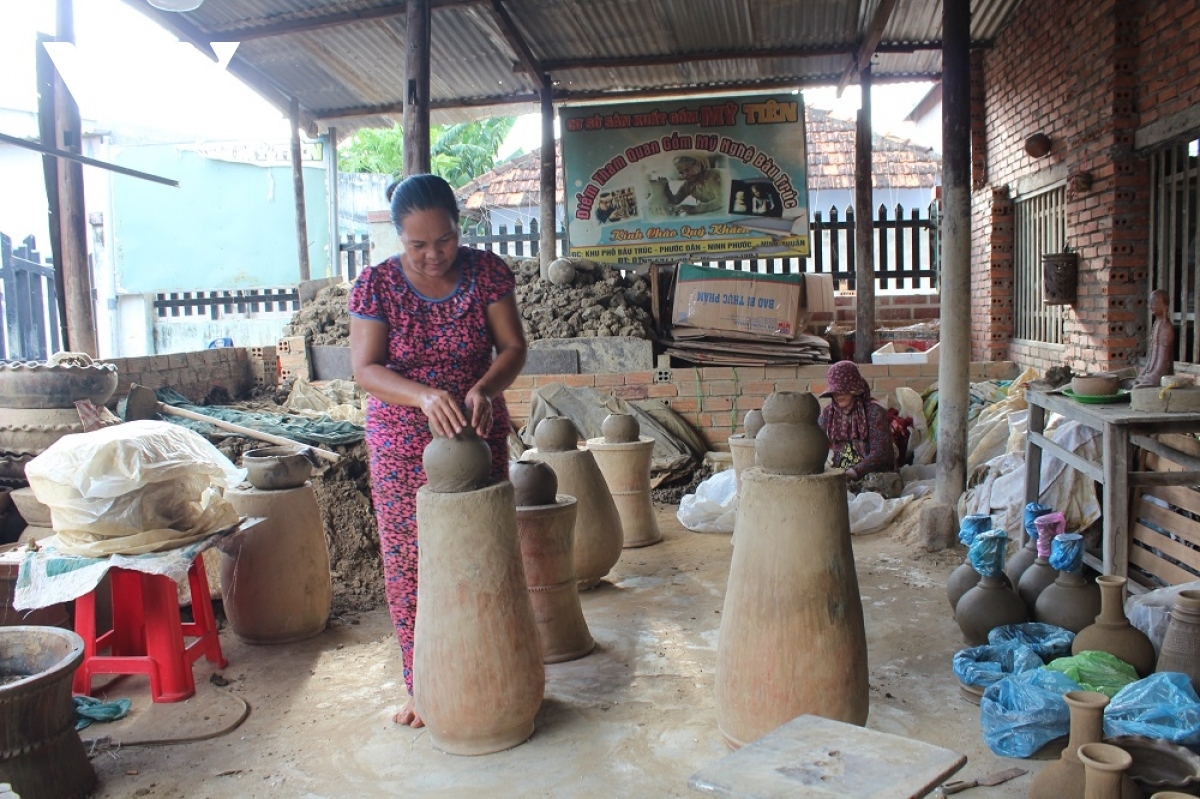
[78,504,1045,799]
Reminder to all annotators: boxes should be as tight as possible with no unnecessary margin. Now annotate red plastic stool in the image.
[73,554,227,702]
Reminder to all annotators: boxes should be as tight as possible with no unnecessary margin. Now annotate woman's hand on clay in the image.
[465,386,494,437]
[420,388,467,438]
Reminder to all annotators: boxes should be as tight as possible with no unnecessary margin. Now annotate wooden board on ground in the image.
[80,678,250,747]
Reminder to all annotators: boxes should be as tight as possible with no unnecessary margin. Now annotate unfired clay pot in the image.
[755,392,827,475]
[1156,589,1200,693]
[510,461,558,508]
[1019,519,1062,612]
[955,573,1028,646]
[1035,569,1102,634]
[727,434,757,497]
[1006,536,1039,586]
[414,481,544,755]
[534,416,579,452]
[1029,691,1143,799]
[716,468,868,748]
[242,446,313,491]
[587,434,661,548]
[423,426,492,493]
[743,409,765,439]
[1072,575,1156,677]
[1079,743,1138,799]
[601,413,639,444]
[948,562,1012,614]
[0,360,118,409]
[0,407,86,455]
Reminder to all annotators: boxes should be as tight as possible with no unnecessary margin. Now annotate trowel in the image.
[123,383,341,463]
[940,766,1027,794]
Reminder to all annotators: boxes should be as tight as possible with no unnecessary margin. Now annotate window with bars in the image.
[1150,140,1199,364]
[1013,187,1068,344]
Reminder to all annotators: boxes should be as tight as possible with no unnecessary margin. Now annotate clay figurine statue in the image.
[1131,289,1175,388]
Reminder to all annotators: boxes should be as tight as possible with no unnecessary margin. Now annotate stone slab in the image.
[310,345,353,381]
[529,337,653,374]
[522,348,579,375]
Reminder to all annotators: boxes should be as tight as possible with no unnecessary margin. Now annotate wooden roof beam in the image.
[541,42,930,73]
[204,0,484,42]
[837,0,900,95]
[485,0,541,76]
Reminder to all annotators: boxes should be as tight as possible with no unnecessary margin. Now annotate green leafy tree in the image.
[338,117,516,188]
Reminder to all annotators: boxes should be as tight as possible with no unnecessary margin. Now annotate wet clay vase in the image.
[755,392,828,476]
[423,425,492,493]
[242,446,314,491]
[587,433,661,548]
[1029,691,1143,799]
[742,409,765,439]
[727,434,757,496]
[1073,576,1156,677]
[510,460,558,508]
[716,468,868,748]
[1079,743,1138,799]
[1019,515,1064,613]
[1036,569,1102,634]
[947,514,998,612]
[414,480,544,755]
[514,494,594,663]
[221,483,331,643]
[601,412,639,444]
[0,626,96,799]
[1010,503,1053,585]
[955,574,1028,646]
[1156,589,1200,693]
[534,416,579,452]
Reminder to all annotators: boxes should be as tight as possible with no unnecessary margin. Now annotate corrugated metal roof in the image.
[129,0,1023,132]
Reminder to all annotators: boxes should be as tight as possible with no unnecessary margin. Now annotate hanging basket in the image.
[1042,252,1078,306]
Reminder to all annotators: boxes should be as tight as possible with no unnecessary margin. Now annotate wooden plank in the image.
[1144,483,1200,518]
[1130,539,1200,586]
[1129,470,1200,486]
[1130,508,1200,567]
[1134,495,1200,546]
[1132,433,1200,472]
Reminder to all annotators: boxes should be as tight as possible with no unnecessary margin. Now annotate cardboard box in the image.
[671,264,803,339]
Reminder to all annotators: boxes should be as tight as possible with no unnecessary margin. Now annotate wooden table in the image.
[1024,389,1200,580]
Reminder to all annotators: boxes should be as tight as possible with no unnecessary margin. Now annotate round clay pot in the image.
[1106,735,1200,795]
[948,560,1013,613]
[1030,691,1143,799]
[1024,132,1052,158]
[1079,743,1136,799]
[1035,570,1102,634]
[1006,537,1039,586]
[743,410,765,439]
[955,574,1028,646]
[601,413,639,444]
[510,460,558,507]
[534,416,579,453]
[242,446,314,491]
[547,258,576,286]
[1156,589,1200,693]
[423,427,492,493]
[0,360,118,409]
[1072,373,1121,396]
[0,407,86,455]
[1073,576,1156,677]
[756,392,827,475]
[10,487,52,528]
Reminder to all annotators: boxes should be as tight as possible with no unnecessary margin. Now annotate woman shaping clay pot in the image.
[817,360,896,482]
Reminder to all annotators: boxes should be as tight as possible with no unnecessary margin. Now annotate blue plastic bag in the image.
[960,513,992,546]
[1103,672,1200,745]
[989,623,1074,660]
[1024,502,1053,539]
[954,643,1044,688]
[980,668,1082,758]
[1049,533,1084,573]
[968,529,1008,577]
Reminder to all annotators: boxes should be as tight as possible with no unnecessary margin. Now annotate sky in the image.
[0,0,937,150]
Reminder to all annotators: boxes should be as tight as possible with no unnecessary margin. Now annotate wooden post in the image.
[853,65,875,364]
[403,0,431,177]
[326,126,339,279]
[935,0,972,507]
[291,97,311,282]
[539,74,556,278]
[35,32,68,348]
[54,0,97,357]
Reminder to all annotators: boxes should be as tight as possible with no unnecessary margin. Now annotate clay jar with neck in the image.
[755,392,827,475]
[1072,575,1156,677]
[1156,589,1200,693]
[1019,513,1064,612]
[1009,503,1053,584]
[423,421,492,493]
[1029,691,1143,799]
[947,514,997,612]
[1034,536,1101,634]
[1078,743,1138,799]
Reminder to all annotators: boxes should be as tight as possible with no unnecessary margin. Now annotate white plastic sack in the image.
[1126,580,1200,655]
[25,420,245,557]
[848,491,913,535]
[677,469,738,533]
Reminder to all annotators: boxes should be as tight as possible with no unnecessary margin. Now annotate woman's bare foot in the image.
[393,697,424,728]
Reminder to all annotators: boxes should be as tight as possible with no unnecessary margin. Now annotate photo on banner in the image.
[562,94,810,264]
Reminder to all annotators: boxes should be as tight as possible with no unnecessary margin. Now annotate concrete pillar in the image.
[539,75,556,279]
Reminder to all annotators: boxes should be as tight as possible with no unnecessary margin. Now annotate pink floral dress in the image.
[348,247,514,694]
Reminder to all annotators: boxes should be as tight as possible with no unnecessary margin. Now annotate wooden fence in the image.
[0,233,61,361]
[153,287,299,319]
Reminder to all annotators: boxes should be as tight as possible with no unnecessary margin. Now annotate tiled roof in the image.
[456,108,939,212]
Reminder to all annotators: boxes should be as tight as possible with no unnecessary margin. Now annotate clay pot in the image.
[743,409,765,439]
[510,461,558,507]
[534,416,579,453]
[587,434,662,548]
[1079,743,1137,799]
[755,392,828,475]
[1025,132,1052,158]
[1036,570,1102,634]
[1019,516,1063,612]
[0,360,118,409]
[1107,735,1200,795]
[242,446,314,491]
[948,561,1012,614]
[1029,691,1143,799]
[9,488,51,528]
[0,452,35,482]
[601,413,639,444]
[1006,537,1039,586]
[717,469,868,748]
[414,481,544,755]
[1156,589,1200,693]
[727,434,757,496]
[515,495,594,663]
[1073,576,1156,677]
[1072,373,1121,397]
[423,427,492,493]
[0,407,86,455]
[955,574,1029,646]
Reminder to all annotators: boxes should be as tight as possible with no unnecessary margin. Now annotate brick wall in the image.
[504,360,1017,449]
[832,292,940,325]
[108,348,253,405]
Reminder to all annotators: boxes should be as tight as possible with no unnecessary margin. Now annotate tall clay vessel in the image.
[1156,589,1200,692]
[1073,575,1156,677]
[955,573,1028,646]
[414,480,544,755]
[716,468,868,748]
[727,434,757,496]
[1009,503,1053,584]
[1079,743,1136,799]
[1028,691,1143,799]
[515,494,594,662]
[587,432,662,548]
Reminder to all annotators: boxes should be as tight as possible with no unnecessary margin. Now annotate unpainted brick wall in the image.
[107,348,253,405]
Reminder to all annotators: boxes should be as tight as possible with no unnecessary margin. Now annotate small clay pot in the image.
[1072,373,1121,396]
[601,413,639,444]
[756,392,827,475]
[423,427,492,493]
[1035,569,1102,634]
[743,409,765,439]
[534,416,580,452]
[955,574,1028,646]
[511,460,558,507]
[243,446,314,491]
